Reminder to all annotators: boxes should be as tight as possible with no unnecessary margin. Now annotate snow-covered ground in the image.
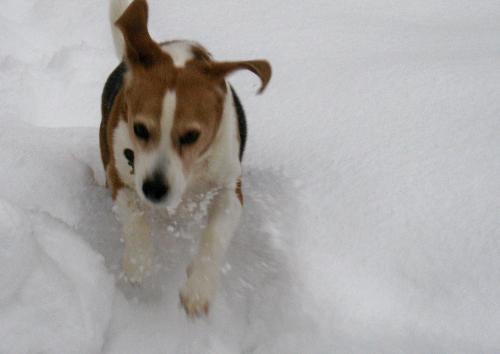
[1,0,500,352]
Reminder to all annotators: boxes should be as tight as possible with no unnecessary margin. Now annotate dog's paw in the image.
[122,248,152,285]
[179,263,217,318]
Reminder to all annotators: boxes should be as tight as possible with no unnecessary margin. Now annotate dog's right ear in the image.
[205,60,272,94]
[115,0,163,68]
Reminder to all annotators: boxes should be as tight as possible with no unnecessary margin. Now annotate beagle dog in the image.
[99,0,271,317]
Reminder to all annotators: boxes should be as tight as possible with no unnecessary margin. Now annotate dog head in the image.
[115,0,271,207]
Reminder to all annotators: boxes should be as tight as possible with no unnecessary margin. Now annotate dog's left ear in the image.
[206,60,272,94]
[115,0,163,68]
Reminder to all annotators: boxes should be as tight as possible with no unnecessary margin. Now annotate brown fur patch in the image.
[204,60,272,94]
[115,0,164,68]
[171,60,227,172]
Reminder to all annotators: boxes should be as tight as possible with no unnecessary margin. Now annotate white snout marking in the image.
[161,91,186,208]
[133,91,184,208]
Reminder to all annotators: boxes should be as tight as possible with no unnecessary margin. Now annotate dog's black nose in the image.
[142,173,168,202]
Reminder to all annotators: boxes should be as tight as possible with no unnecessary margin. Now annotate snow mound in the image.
[0,199,114,354]
[0,200,35,304]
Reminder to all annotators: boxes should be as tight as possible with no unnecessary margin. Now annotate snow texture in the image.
[1,0,500,353]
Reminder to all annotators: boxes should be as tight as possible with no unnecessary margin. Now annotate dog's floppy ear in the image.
[206,60,272,94]
[115,0,163,68]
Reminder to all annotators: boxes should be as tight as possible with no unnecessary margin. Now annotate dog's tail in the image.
[109,0,131,59]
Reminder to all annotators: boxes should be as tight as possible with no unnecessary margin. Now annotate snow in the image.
[0,200,114,353]
[1,0,500,353]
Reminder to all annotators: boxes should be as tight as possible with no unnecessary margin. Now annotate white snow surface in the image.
[1,0,500,353]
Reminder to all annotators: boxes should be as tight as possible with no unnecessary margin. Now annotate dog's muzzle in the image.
[142,171,168,203]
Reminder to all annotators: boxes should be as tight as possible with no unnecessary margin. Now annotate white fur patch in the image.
[160,41,195,68]
[161,91,187,207]
[113,120,135,188]
[133,147,159,200]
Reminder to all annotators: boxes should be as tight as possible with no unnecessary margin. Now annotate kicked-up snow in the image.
[1,0,500,353]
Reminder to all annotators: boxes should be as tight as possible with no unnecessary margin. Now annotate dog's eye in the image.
[134,123,150,141]
[179,130,200,146]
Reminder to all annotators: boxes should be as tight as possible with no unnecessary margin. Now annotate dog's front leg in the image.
[180,185,242,317]
[114,188,152,284]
